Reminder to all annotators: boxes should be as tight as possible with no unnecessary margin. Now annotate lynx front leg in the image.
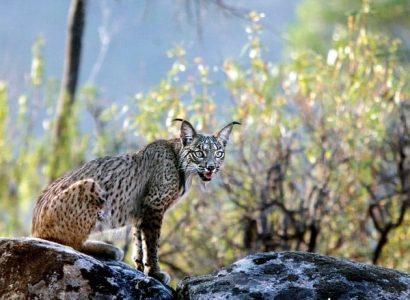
[140,207,170,284]
[132,219,144,272]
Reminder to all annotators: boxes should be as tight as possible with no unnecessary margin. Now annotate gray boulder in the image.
[3,238,410,299]
[177,252,410,300]
[0,237,175,299]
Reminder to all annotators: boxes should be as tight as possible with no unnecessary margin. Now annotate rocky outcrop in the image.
[177,252,410,300]
[0,237,175,299]
[3,238,410,300]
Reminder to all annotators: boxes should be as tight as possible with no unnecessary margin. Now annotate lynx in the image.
[31,119,239,284]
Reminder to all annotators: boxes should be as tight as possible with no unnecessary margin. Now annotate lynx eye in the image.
[193,151,205,158]
[215,151,224,158]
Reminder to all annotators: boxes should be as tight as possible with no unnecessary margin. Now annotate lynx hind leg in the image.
[81,240,124,261]
[33,179,107,250]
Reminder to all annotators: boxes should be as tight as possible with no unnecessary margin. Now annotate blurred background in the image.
[0,0,409,286]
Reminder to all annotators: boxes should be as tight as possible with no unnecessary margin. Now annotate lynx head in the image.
[175,119,240,182]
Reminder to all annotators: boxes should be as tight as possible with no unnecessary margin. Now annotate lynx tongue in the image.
[199,171,213,181]
[204,171,213,180]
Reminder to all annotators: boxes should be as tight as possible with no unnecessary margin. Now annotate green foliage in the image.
[132,45,219,143]
[288,0,410,55]
[0,83,10,161]
[120,9,409,282]
[0,83,13,234]
[286,13,407,261]
[31,36,45,87]
[0,45,88,235]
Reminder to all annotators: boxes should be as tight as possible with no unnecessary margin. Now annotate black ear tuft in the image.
[173,118,185,123]
[175,118,197,146]
[216,121,241,147]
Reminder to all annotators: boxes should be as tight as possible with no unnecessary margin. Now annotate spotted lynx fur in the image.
[32,119,239,284]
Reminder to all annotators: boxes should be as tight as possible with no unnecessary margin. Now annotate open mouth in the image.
[198,171,214,182]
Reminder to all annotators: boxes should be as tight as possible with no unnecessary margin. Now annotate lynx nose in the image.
[206,164,215,172]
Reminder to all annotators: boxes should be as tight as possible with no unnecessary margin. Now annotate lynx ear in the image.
[174,118,197,146]
[216,121,241,147]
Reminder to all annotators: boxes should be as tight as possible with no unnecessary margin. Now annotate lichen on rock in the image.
[177,252,410,300]
[0,237,175,299]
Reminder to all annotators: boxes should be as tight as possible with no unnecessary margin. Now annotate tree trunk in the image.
[307,223,319,252]
[372,230,389,265]
[50,0,87,181]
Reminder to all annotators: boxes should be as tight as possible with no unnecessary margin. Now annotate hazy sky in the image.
[0,0,299,104]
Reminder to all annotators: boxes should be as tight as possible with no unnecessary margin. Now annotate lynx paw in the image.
[149,270,171,285]
[133,259,144,272]
[81,240,124,261]
[112,247,124,261]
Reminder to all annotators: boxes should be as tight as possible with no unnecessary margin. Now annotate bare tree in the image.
[220,123,339,256]
[366,104,410,264]
[50,0,87,181]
